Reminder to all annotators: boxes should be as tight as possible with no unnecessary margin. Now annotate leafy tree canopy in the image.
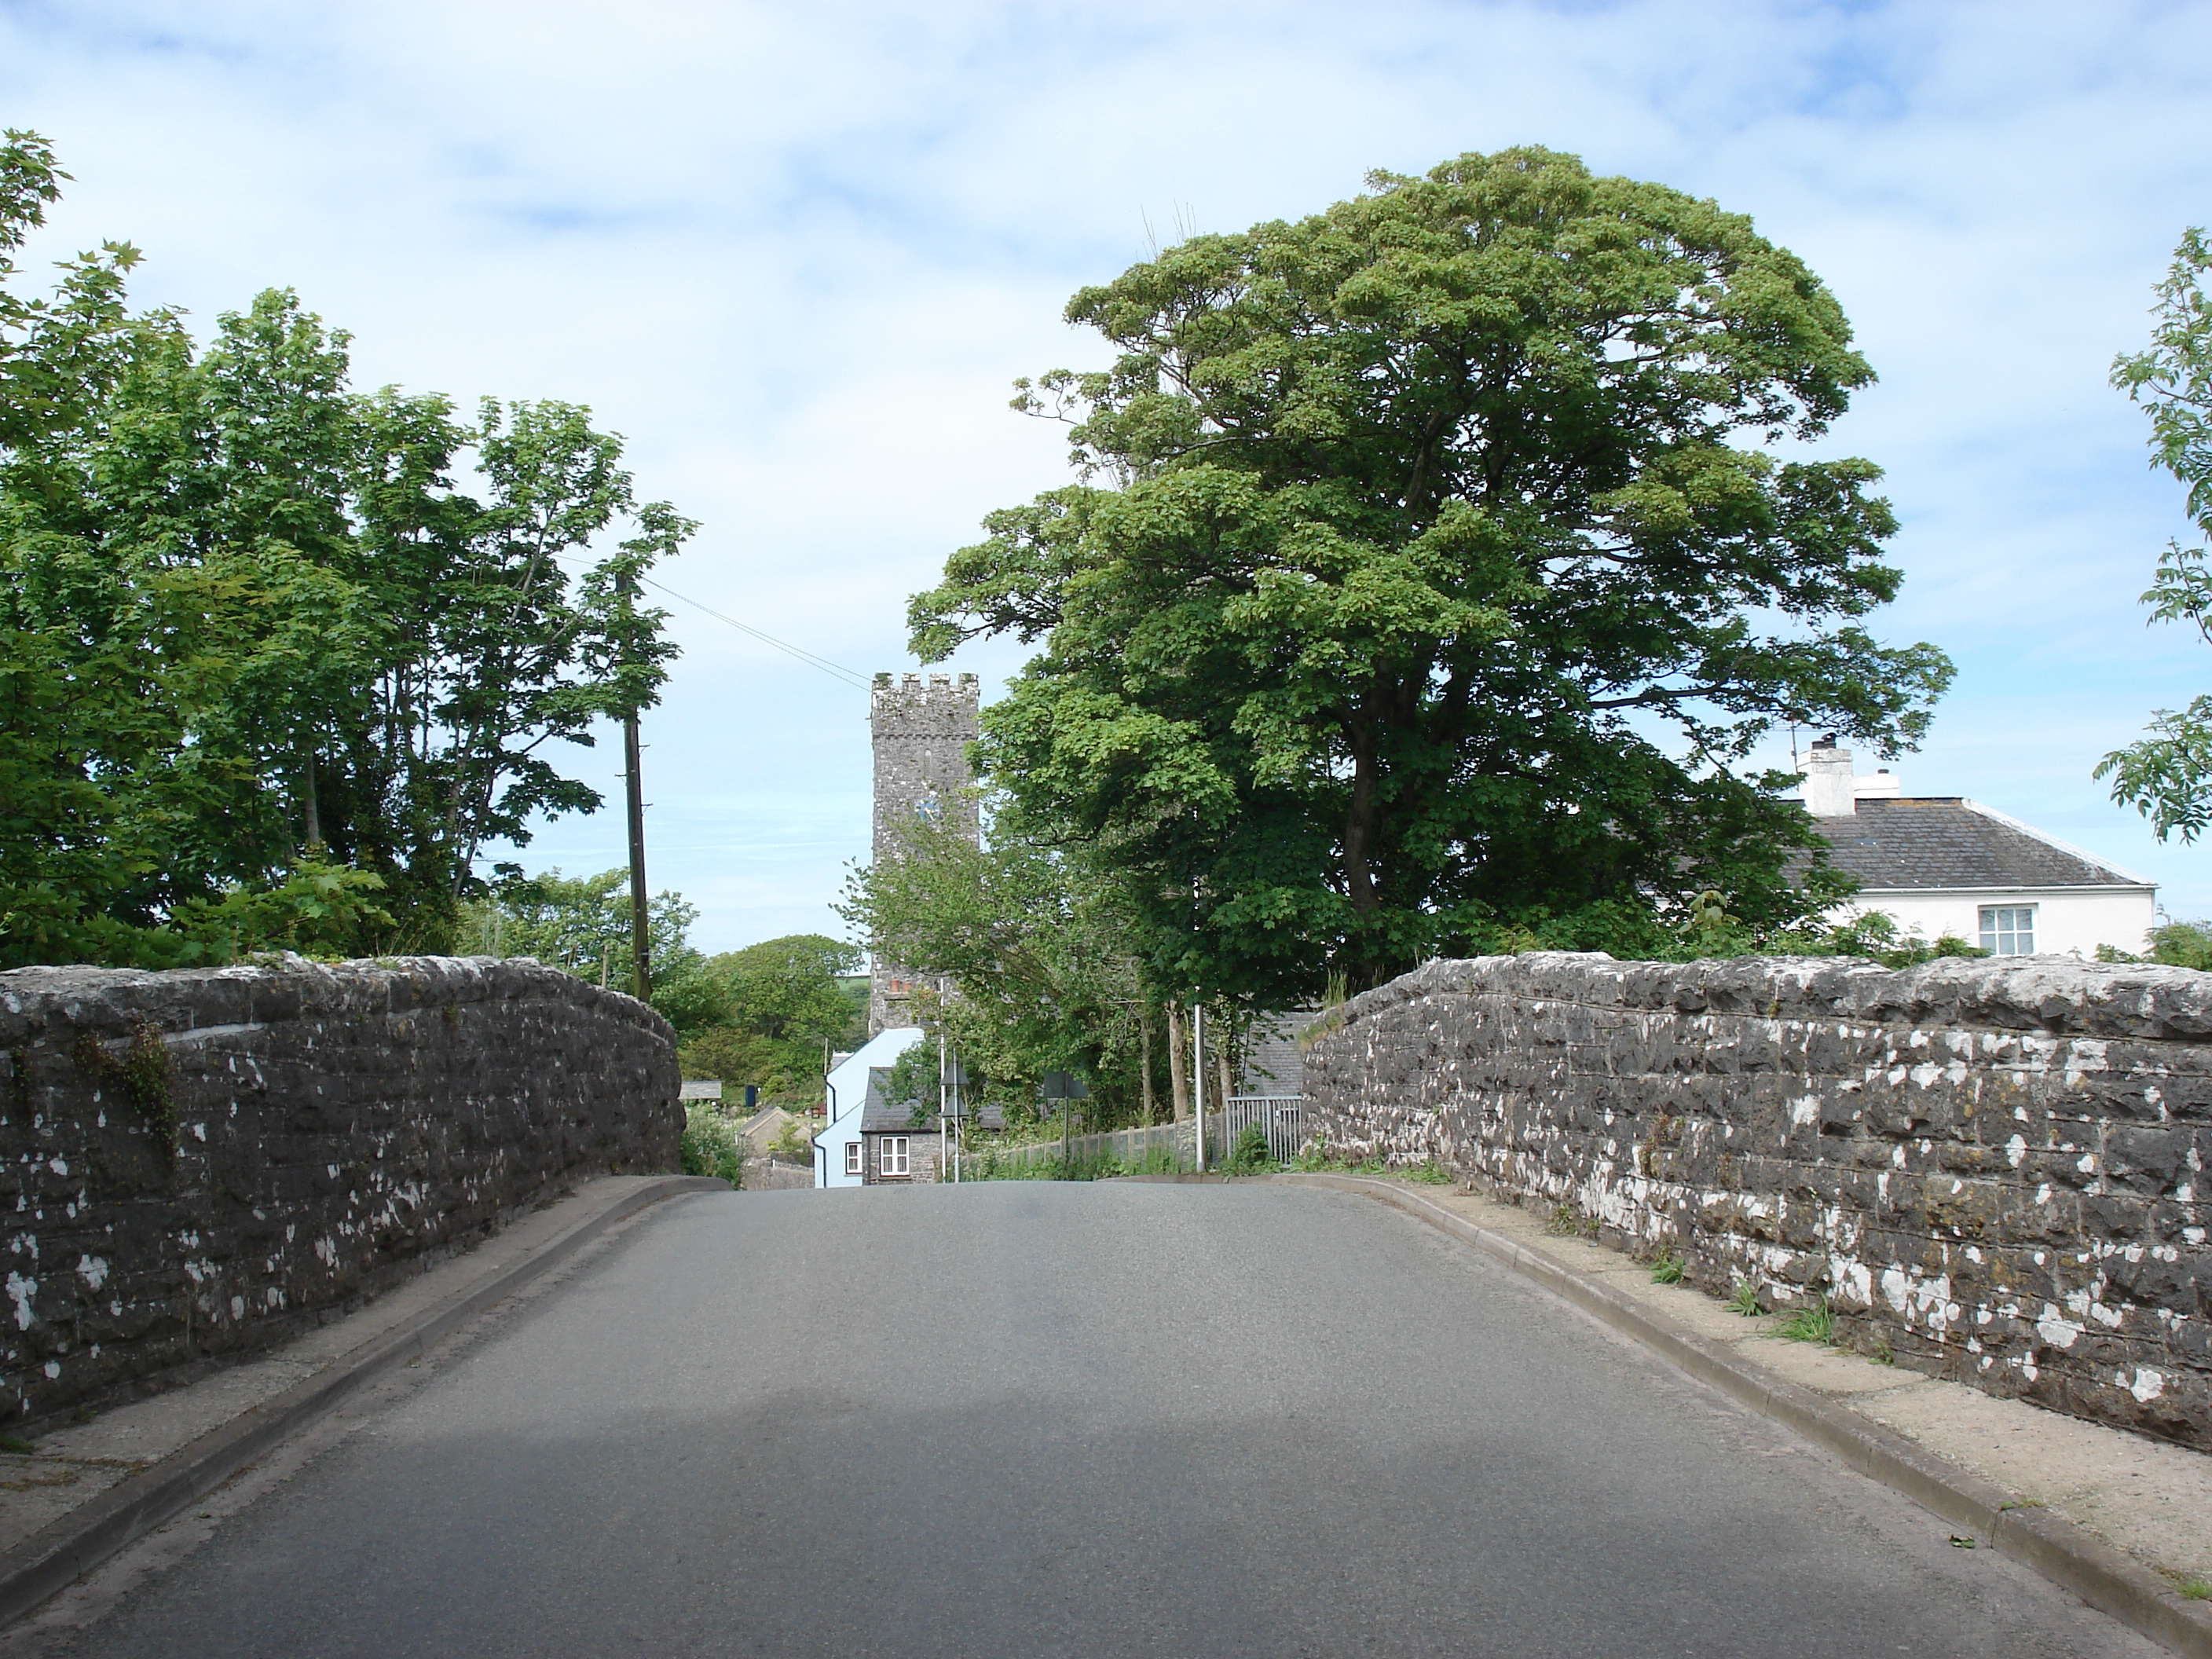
[665,934,865,1104]
[459,867,699,1000]
[0,132,691,969]
[2098,228,2212,840]
[910,148,1949,1000]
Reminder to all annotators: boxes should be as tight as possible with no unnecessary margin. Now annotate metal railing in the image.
[1222,1096,1306,1164]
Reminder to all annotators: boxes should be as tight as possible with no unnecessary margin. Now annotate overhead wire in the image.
[544,549,874,689]
[635,573,873,690]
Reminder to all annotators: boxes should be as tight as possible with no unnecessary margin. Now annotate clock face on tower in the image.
[914,797,942,822]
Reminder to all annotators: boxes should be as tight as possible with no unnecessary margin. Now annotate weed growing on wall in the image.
[1538,1200,1601,1239]
[1286,1141,1391,1176]
[1776,1296,1836,1343]
[68,1021,178,1161]
[1648,1252,1686,1285]
[1725,1280,1763,1317]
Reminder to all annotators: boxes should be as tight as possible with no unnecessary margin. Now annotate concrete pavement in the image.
[1,1181,2177,1657]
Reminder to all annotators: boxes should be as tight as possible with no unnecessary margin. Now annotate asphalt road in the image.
[24,1182,2165,1658]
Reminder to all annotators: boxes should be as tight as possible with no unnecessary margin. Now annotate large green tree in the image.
[458,867,701,996]
[909,148,1949,1000]
[0,133,690,967]
[667,935,866,1102]
[2097,228,2212,840]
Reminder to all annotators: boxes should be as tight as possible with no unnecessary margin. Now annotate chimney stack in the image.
[1801,734,1857,817]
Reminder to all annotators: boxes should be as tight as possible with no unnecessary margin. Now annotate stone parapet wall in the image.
[1302,953,2211,1449]
[2,955,680,1427]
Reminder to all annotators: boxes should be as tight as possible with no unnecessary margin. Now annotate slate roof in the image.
[1799,798,2151,892]
[1239,1012,1317,1097]
[855,1068,1005,1133]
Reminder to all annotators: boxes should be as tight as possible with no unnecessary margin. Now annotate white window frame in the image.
[1979,903,2037,957]
[844,1141,863,1177]
[882,1136,910,1177]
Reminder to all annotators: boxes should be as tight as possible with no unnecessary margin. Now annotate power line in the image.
[543,550,877,689]
[637,573,873,689]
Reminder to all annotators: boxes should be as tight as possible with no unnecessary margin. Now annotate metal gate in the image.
[1222,1095,1306,1164]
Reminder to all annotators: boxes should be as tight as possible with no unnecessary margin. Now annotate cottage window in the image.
[882,1136,910,1177]
[844,1141,863,1177]
[1979,905,2036,956]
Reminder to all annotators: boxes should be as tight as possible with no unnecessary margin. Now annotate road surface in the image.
[15,1182,2163,1657]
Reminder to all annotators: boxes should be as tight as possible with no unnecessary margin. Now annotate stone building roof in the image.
[1802,798,2152,892]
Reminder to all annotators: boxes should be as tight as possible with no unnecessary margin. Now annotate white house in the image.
[814,1026,925,1187]
[1796,738,2156,959]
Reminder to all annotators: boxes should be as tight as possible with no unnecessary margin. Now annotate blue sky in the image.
[5,0,2210,950]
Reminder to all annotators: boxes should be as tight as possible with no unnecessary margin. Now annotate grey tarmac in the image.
[7,1183,2172,1658]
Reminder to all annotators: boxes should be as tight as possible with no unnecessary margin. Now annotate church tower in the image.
[868,672,980,1035]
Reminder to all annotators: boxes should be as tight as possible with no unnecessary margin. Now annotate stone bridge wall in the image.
[1302,954,2210,1449]
[2,955,680,1428]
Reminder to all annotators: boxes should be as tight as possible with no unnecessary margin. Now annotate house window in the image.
[1979,905,2036,956]
[844,1141,862,1177]
[881,1136,910,1177]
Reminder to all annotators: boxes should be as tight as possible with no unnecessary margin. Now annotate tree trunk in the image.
[1342,711,1388,983]
[1166,1003,1189,1121]
[1139,1006,1155,1126]
[302,751,321,850]
[1342,720,1379,921]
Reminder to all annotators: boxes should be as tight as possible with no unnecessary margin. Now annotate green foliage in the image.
[679,1103,745,1188]
[1795,910,1987,969]
[2175,1576,2212,1601]
[1649,1252,1686,1285]
[1725,1279,1764,1317]
[0,133,692,969]
[670,934,862,1104]
[2101,229,2212,840]
[1404,1158,1454,1185]
[1541,1201,1600,1240]
[1225,1123,1272,1174]
[969,1142,1129,1181]
[2107,919,2212,970]
[712,935,866,1043]
[839,806,1153,1119]
[69,1018,178,1157]
[460,875,855,1102]
[908,147,1949,1004]
[460,868,698,998]
[766,1113,818,1162]
[179,855,395,961]
[1776,1295,1836,1342]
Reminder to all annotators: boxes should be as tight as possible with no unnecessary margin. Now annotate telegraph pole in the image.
[624,710,650,1001]
[618,560,651,1002]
